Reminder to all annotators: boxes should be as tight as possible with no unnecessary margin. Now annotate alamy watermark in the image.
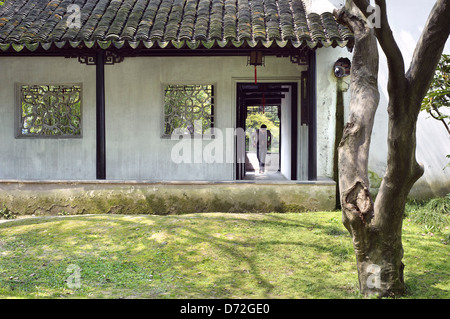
[366,264,381,289]
[366,4,381,29]
[67,4,81,29]
[66,264,81,289]
[170,120,250,165]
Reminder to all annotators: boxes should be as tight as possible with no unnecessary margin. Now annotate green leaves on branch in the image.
[421,54,450,135]
[421,54,450,170]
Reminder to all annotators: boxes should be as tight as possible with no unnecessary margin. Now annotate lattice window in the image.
[163,84,214,136]
[17,84,82,137]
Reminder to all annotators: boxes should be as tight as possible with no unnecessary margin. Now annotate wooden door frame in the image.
[235,82,300,180]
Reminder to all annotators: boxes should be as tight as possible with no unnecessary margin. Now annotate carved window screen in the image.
[163,84,214,137]
[17,84,82,138]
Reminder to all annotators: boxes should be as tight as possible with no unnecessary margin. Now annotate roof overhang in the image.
[0,0,354,56]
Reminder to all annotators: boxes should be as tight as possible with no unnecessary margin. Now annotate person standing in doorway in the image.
[252,124,272,174]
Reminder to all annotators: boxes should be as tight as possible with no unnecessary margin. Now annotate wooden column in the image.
[308,50,317,181]
[290,83,298,180]
[96,51,106,179]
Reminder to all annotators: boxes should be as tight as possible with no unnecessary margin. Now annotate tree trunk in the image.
[336,0,450,297]
[336,5,407,298]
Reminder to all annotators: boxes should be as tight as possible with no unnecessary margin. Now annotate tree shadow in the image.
[0,213,358,298]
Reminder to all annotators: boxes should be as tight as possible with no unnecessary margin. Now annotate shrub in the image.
[405,195,449,232]
[0,206,16,220]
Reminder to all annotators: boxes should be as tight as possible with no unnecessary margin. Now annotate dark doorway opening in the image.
[236,82,298,181]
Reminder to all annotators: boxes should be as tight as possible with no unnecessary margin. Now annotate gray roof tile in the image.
[0,0,353,52]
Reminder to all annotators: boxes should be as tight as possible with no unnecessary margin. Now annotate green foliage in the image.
[421,54,450,168]
[246,112,280,152]
[246,112,276,131]
[421,54,450,126]
[163,85,213,136]
[0,206,16,220]
[368,170,382,188]
[20,85,81,136]
[405,195,450,232]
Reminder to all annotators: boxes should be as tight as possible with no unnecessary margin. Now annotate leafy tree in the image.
[334,0,449,297]
[421,54,450,135]
[421,54,450,168]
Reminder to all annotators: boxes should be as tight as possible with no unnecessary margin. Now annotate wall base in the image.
[0,179,336,216]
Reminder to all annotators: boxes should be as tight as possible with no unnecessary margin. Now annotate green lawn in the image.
[0,211,448,299]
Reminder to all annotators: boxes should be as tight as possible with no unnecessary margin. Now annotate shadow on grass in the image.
[9,213,447,298]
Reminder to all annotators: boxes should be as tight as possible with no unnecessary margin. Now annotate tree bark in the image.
[336,0,450,297]
[335,5,388,297]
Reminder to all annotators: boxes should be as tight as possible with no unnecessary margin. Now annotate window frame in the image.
[161,83,216,139]
[15,82,83,139]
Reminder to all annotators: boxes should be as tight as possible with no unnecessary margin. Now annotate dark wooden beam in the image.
[245,99,282,105]
[242,88,291,93]
[244,93,285,99]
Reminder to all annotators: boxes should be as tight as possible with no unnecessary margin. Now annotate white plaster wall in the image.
[316,46,352,179]
[0,57,96,180]
[312,0,450,198]
[374,0,450,197]
[0,55,305,181]
[303,0,345,14]
[280,86,292,179]
[0,55,304,181]
[105,56,304,181]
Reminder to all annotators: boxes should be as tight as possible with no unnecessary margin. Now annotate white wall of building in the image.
[304,0,345,14]
[377,0,450,198]
[0,57,96,180]
[0,55,311,181]
[311,0,450,198]
[4,0,445,196]
[316,46,352,178]
[280,86,292,179]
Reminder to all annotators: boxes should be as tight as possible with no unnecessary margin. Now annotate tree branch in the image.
[431,106,450,135]
[335,4,379,225]
[352,0,407,102]
[407,0,450,106]
[374,0,406,96]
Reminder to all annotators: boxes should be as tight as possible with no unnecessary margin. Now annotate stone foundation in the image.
[0,179,337,216]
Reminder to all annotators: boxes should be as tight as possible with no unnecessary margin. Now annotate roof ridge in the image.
[178,0,196,40]
[105,0,137,40]
[1,0,40,42]
[223,0,237,40]
[265,0,280,40]
[149,0,173,40]
[80,0,111,40]
[164,0,184,41]
[136,0,161,40]
[93,0,123,39]
[209,0,224,41]
[237,0,251,41]
[193,0,211,41]
[121,0,148,40]
[59,0,89,42]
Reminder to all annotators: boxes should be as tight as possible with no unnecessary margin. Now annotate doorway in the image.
[236,83,298,181]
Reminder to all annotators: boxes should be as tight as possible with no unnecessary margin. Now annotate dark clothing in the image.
[254,128,271,172]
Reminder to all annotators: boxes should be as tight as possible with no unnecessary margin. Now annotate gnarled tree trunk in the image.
[335,0,450,297]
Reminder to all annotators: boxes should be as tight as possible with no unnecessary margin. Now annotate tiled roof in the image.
[0,0,353,52]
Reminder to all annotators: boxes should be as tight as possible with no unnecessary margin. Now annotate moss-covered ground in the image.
[0,210,448,299]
